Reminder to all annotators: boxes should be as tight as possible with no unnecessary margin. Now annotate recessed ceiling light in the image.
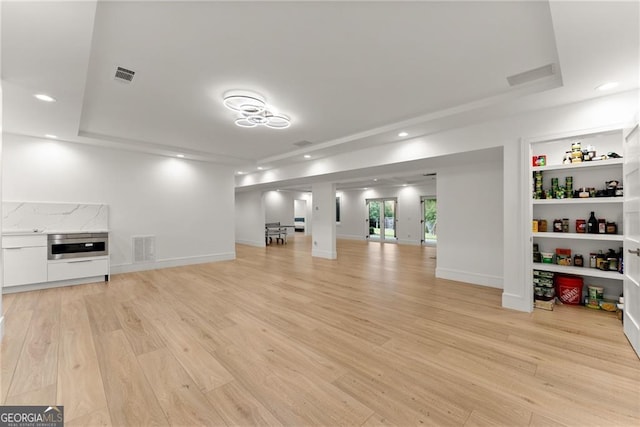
[595,82,619,91]
[45,134,57,139]
[34,94,56,102]
[236,171,246,175]
[373,178,378,182]
[257,166,264,170]
[304,154,311,159]
[398,131,408,137]
[402,184,408,187]
[363,187,368,190]
[176,154,185,158]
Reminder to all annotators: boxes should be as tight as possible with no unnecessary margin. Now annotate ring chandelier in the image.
[223,90,291,129]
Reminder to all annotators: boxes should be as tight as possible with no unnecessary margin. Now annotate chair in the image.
[265,222,284,245]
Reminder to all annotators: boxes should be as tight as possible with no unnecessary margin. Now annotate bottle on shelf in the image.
[618,247,624,274]
[587,211,598,234]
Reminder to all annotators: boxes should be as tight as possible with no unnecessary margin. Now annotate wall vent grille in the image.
[133,235,155,263]
[115,66,136,83]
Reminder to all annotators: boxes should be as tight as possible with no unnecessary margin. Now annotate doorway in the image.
[294,199,306,232]
[422,196,437,245]
[366,198,397,241]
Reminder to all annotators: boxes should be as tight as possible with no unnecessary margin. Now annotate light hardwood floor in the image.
[1,235,639,426]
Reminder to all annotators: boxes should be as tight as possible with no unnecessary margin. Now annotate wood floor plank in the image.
[4,383,56,405]
[1,309,34,402]
[93,329,168,426]
[464,408,531,427]
[65,406,113,427]
[57,297,108,422]
[137,348,226,426]
[0,235,638,426]
[6,289,61,399]
[142,309,234,393]
[2,293,17,315]
[84,292,121,336]
[112,300,165,355]
[204,380,282,426]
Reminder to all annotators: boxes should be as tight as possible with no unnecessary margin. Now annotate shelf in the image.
[532,158,623,172]
[532,232,624,241]
[532,197,622,205]
[532,263,624,280]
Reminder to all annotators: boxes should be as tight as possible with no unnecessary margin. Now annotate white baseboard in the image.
[502,292,533,312]
[236,239,266,247]
[312,249,337,259]
[2,276,108,294]
[111,252,236,274]
[0,316,4,342]
[397,239,422,246]
[337,234,366,241]
[436,267,503,289]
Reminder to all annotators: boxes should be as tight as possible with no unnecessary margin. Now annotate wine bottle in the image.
[587,211,598,234]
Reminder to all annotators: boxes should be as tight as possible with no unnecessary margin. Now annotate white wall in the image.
[337,182,437,244]
[2,134,236,273]
[235,190,265,247]
[436,155,504,288]
[264,190,295,225]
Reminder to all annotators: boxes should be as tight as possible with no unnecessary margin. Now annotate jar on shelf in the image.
[553,219,563,232]
[574,254,584,267]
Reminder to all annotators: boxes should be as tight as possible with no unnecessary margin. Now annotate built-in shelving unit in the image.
[525,127,625,306]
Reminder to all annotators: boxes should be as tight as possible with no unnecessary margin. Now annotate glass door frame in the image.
[366,198,398,242]
[421,195,437,245]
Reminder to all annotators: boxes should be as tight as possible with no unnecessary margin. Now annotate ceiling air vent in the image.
[507,63,555,87]
[114,66,136,83]
[293,140,313,148]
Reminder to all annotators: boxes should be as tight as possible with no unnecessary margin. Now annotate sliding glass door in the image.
[367,198,397,241]
[422,196,437,245]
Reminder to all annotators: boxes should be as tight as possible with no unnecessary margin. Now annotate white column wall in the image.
[235,190,266,247]
[436,155,504,288]
[311,182,337,259]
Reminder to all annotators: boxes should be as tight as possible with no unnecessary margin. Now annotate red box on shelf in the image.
[532,155,547,167]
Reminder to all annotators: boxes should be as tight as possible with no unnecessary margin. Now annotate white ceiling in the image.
[2,1,638,176]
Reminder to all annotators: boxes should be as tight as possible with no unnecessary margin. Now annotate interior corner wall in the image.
[2,134,236,273]
[235,190,266,247]
[436,152,504,288]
